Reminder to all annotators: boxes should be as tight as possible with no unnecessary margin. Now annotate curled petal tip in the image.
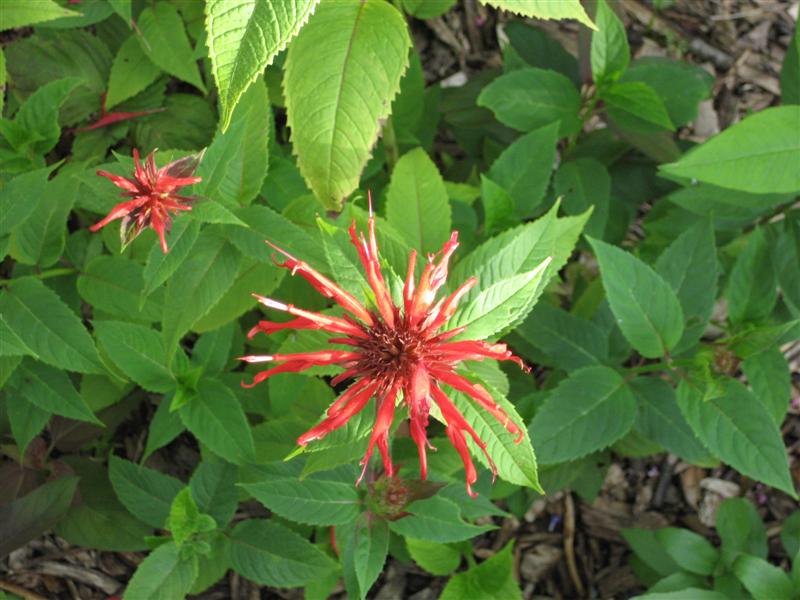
[238,355,274,363]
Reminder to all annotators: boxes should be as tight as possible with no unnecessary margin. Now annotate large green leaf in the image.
[242,462,360,526]
[137,3,206,92]
[530,366,636,464]
[6,394,49,457]
[590,0,629,84]
[0,0,78,30]
[603,81,674,132]
[724,228,776,324]
[481,0,594,30]
[141,219,201,298]
[179,378,255,464]
[0,278,105,374]
[94,321,175,393]
[660,106,800,194]
[284,0,411,211]
[654,528,719,576]
[781,25,800,104]
[106,35,162,109]
[477,69,581,137]
[205,0,319,131]
[109,456,183,528]
[339,515,389,600]
[78,256,164,323]
[196,79,271,207]
[553,158,610,239]
[189,459,239,528]
[386,147,451,254]
[742,347,791,426]
[716,498,768,568]
[162,233,240,359]
[733,555,795,600]
[388,496,495,543]
[589,237,684,358]
[12,77,83,156]
[677,379,796,497]
[123,542,198,600]
[229,519,337,587]
[13,360,101,425]
[0,167,52,236]
[440,541,521,600]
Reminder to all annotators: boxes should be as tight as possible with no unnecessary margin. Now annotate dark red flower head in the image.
[90,149,202,253]
[241,199,528,496]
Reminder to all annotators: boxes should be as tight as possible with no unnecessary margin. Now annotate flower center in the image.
[358,320,424,375]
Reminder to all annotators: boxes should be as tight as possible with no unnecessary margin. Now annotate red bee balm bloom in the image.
[91,149,202,253]
[241,204,528,496]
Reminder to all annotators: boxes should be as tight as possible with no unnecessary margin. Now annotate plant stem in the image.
[382,116,399,172]
[0,267,77,286]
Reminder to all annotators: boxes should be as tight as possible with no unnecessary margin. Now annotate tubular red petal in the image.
[435,340,528,371]
[403,249,417,319]
[349,220,395,327]
[327,378,374,416]
[253,294,367,337]
[357,379,400,484]
[409,232,459,325]
[89,198,148,231]
[150,209,169,253]
[96,171,142,194]
[421,277,478,333]
[297,381,378,445]
[406,365,431,480]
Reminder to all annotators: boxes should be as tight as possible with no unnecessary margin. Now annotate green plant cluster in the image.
[0,1,798,599]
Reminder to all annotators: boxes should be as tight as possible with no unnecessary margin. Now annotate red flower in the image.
[90,149,202,253]
[241,200,527,496]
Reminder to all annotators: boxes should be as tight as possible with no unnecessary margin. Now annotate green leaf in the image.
[78,256,164,323]
[725,228,776,324]
[531,366,636,464]
[243,463,360,526]
[6,394,50,458]
[0,167,52,236]
[229,519,337,587]
[655,218,717,351]
[781,511,800,558]
[781,24,799,104]
[196,79,270,207]
[553,158,610,239]
[732,554,794,600]
[0,278,105,374]
[449,255,551,341]
[0,313,37,358]
[439,541,522,600]
[167,488,215,547]
[389,496,495,543]
[631,377,716,466]
[284,0,411,211]
[0,0,78,30]
[588,237,684,358]
[591,0,629,84]
[192,323,236,376]
[677,379,796,497]
[486,122,559,217]
[189,459,238,528]
[162,234,239,359]
[407,538,461,576]
[123,542,198,600]
[339,514,389,600]
[386,147,451,254]
[621,528,681,578]
[13,360,100,425]
[623,58,713,127]
[655,527,719,576]
[132,93,215,152]
[94,321,175,393]
[179,378,255,464]
[660,106,800,194]
[717,498,768,568]
[205,0,319,131]
[142,219,201,298]
[636,591,727,600]
[143,399,185,461]
[515,301,609,370]
[106,35,162,109]
[477,68,581,137]
[0,476,78,558]
[482,0,594,30]
[109,455,183,528]
[742,347,791,426]
[137,3,206,92]
[107,0,132,24]
[480,176,516,236]
[603,81,674,132]
[504,20,579,84]
[14,77,83,155]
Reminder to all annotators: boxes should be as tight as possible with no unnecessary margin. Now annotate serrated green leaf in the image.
[631,377,716,466]
[6,394,50,457]
[655,218,717,351]
[137,3,206,92]
[531,366,636,464]
[229,519,337,587]
[123,541,198,600]
[742,347,791,426]
[197,79,270,208]
[717,498,768,568]
[482,0,594,30]
[504,20,579,83]
[141,219,201,298]
[79,256,164,323]
[340,514,389,600]
[480,175,515,236]
[553,158,610,239]
[0,0,78,30]
[389,496,495,543]
[677,379,796,497]
[439,541,521,600]
[589,237,684,358]
[284,0,411,211]
[189,459,238,528]
[660,106,800,194]
[13,360,101,425]
[14,77,83,155]
[179,378,254,464]
[132,93,215,153]
[725,228,776,324]
[107,0,132,24]
[655,527,719,576]
[591,0,629,83]
[243,463,360,526]
[0,167,53,237]
[386,147,451,254]
[192,323,236,376]
[604,81,674,132]
[143,399,185,461]
[0,278,105,374]
[162,234,239,359]
[205,0,319,131]
[106,35,162,109]
[94,321,174,393]
[477,68,581,137]
[406,538,461,576]
[109,455,183,528]
[0,313,37,358]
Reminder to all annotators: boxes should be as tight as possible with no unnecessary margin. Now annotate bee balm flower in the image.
[242,202,527,496]
[90,149,202,253]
